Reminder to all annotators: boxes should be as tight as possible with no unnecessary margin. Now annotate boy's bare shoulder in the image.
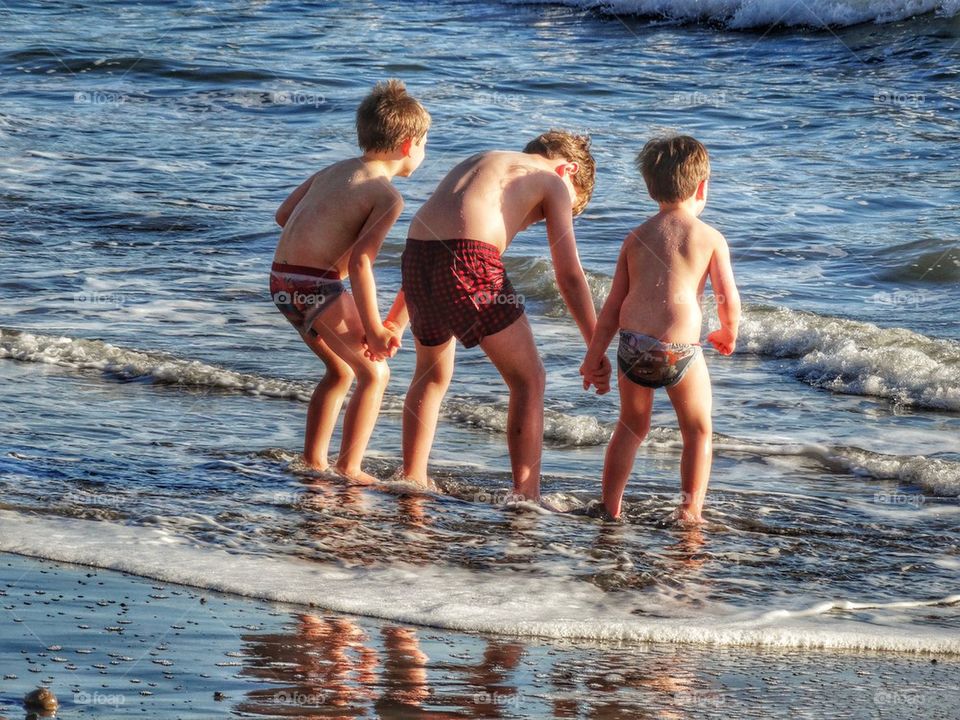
[694,217,727,248]
[623,216,657,245]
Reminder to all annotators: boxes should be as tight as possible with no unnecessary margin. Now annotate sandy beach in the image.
[2,553,957,719]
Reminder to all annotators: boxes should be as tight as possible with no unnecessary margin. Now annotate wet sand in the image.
[1,554,957,719]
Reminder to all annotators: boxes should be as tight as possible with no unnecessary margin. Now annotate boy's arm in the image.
[543,182,597,345]
[384,290,409,334]
[275,173,317,227]
[580,243,629,394]
[349,188,404,358]
[706,233,741,355]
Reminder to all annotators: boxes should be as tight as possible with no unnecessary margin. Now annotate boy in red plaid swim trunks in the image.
[398,132,607,501]
[271,80,430,482]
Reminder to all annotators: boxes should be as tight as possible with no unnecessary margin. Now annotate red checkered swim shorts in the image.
[401,239,526,348]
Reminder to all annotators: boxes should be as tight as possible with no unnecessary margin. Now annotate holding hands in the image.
[580,351,612,395]
[362,320,403,362]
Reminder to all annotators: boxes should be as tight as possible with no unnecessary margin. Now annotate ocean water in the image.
[1,0,959,666]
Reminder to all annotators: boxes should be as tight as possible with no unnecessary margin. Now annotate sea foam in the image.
[2,325,958,495]
[506,0,960,28]
[1,510,957,654]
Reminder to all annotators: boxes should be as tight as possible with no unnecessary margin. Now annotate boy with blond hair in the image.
[581,134,740,522]
[399,131,605,501]
[270,79,429,482]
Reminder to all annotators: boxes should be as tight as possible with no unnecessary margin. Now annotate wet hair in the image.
[636,134,710,203]
[523,130,596,216]
[355,79,431,153]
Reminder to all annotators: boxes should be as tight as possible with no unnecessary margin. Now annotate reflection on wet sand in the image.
[235,610,724,718]
[235,614,531,718]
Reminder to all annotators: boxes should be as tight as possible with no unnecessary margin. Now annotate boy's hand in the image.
[707,327,737,355]
[580,353,612,395]
[362,324,401,362]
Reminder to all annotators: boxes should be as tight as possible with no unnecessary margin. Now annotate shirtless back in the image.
[274,158,403,276]
[408,151,571,253]
[618,210,728,345]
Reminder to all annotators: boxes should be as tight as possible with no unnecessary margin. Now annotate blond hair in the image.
[523,130,596,216]
[636,135,710,203]
[355,79,431,153]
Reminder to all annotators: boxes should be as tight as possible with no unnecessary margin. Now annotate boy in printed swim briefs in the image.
[399,132,606,501]
[580,135,740,523]
[270,80,430,482]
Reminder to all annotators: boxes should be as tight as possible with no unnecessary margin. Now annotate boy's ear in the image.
[696,178,708,200]
[555,162,579,177]
[400,137,413,157]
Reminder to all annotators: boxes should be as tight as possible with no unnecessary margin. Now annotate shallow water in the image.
[1,0,959,656]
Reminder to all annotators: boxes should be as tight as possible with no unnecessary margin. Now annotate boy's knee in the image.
[356,360,390,388]
[327,366,355,387]
[505,360,545,395]
[417,362,452,388]
[681,419,712,440]
[620,409,651,437]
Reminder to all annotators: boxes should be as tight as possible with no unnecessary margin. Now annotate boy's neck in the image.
[657,197,700,217]
[360,152,405,180]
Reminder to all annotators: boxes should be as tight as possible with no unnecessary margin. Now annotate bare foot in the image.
[290,455,330,477]
[301,453,329,472]
[674,506,704,525]
[334,466,378,485]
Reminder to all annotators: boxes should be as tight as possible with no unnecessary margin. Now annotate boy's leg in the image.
[298,333,355,470]
[601,375,654,518]
[478,315,546,500]
[310,294,391,483]
[402,337,456,485]
[664,357,713,522]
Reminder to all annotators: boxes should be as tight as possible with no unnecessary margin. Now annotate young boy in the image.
[270,79,429,482]
[399,131,605,501]
[580,135,740,523]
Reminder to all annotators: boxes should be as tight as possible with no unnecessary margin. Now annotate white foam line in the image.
[505,0,960,28]
[1,511,957,655]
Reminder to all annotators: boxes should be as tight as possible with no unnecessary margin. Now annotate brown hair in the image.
[523,130,596,216]
[355,79,431,153]
[636,135,710,203]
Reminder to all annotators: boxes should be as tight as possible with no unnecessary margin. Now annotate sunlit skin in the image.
[399,150,606,501]
[581,176,740,523]
[273,134,426,482]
